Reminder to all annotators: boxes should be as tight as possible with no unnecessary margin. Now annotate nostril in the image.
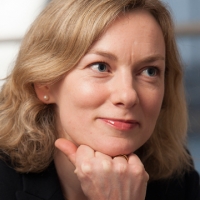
[115,102,125,106]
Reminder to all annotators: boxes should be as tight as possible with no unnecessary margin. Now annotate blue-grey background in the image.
[162,0,200,173]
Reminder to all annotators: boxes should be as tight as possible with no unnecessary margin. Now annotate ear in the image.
[34,83,56,104]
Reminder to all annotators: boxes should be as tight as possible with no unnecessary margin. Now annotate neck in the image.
[54,150,88,200]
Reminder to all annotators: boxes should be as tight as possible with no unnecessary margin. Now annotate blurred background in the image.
[0,0,200,172]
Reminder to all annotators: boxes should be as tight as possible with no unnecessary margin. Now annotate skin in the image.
[35,9,165,200]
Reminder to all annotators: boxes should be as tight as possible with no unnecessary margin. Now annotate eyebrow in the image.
[139,54,165,64]
[88,50,165,63]
[88,50,118,61]
[142,54,165,62]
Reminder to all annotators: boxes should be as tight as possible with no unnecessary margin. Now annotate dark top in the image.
[0,159,199,200]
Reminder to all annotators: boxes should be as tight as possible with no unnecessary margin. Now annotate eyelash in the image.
[90,62,110,73]
[141,66,160,77]
[89,62,161,78]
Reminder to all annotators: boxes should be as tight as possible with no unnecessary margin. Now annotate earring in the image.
[43,95,49,101]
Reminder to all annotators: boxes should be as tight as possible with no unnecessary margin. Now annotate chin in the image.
[94,143,137,157]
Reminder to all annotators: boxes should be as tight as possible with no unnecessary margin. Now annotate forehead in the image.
[88,10,165,61]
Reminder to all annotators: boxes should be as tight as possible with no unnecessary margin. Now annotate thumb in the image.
[55,138,77,165]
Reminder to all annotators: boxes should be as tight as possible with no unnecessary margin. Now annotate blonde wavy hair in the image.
[0,0,191,180]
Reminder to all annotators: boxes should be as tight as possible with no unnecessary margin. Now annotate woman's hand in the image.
[55,138,149,200]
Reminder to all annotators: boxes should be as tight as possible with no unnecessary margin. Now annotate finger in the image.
[113,154,129,161]
[95,152,113,172]
[128,153,143,166]
[75,145,96,175]
[145,171,150,182]
[113,155,128,164]
[55,138,77,165]
[95,151,112,160]
[128,153,149,182]
[76,145,95,164]
[112,155,128,174]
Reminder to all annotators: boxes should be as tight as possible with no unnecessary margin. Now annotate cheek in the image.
[139,87,164,119]
[55,78,109,133]
[64,79,108,109]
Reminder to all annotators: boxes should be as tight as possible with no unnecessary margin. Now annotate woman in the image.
[0,0,199,199]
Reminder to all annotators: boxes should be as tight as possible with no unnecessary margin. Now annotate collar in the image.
[16,162,65,200]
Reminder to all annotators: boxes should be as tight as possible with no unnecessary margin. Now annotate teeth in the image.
[108,120,114,125]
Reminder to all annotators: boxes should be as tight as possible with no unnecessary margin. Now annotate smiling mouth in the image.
[100,118,139,131]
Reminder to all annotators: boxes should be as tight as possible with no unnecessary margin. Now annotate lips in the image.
[100,118,139,131]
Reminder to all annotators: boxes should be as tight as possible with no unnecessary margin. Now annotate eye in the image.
[90,62,109,72]
[142,67,159,77]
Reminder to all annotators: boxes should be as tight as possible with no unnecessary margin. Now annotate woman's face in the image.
[48,10,165,156]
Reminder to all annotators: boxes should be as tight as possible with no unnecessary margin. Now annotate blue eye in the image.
[91,63,108,72]
[143,67,158,77]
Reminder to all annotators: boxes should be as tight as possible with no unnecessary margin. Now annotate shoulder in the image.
[146,168,200,200]
[0,159,64,199]
[0,158,23,199]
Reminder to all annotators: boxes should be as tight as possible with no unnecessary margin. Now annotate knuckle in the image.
[115,163,127,174]
[81,161,92,175]
[102,159,112,172]
[132,165,146,178]
[145,171,150,181]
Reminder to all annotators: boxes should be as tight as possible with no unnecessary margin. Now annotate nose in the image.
[110,72,139,109]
